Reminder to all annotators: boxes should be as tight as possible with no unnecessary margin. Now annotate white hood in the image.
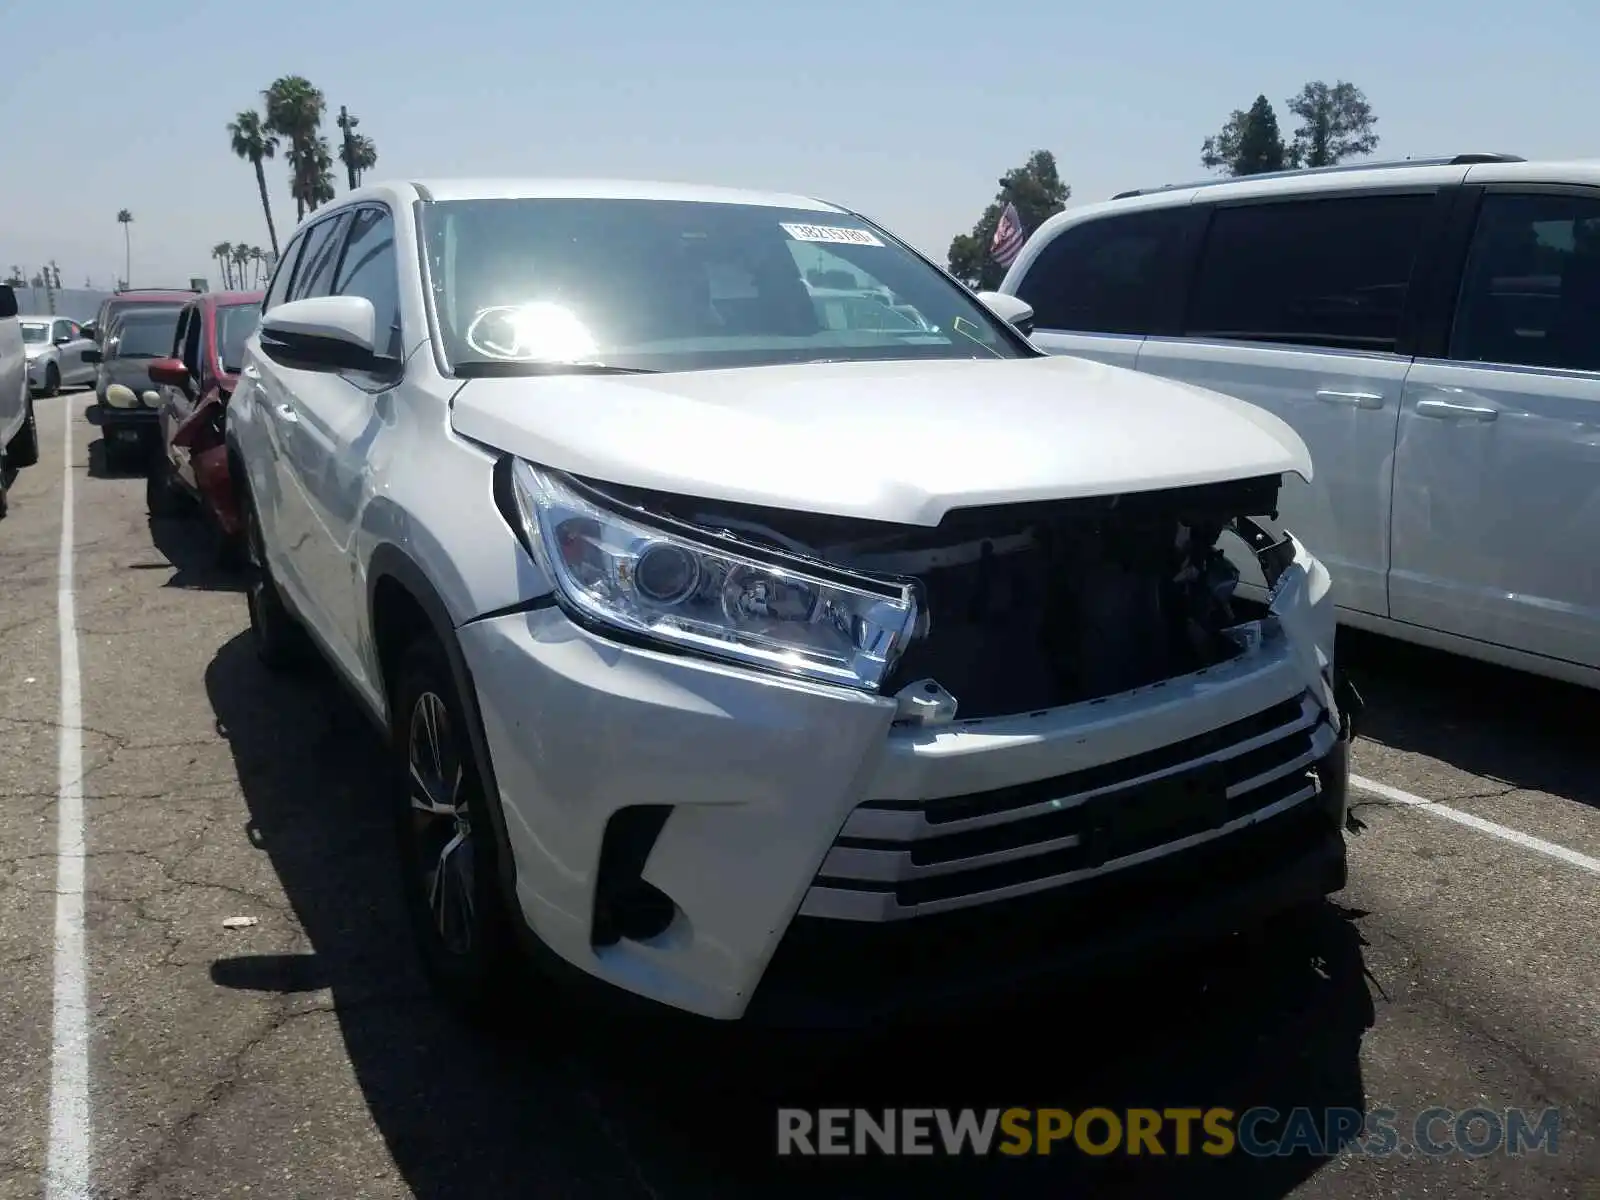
[449,355,1312,526]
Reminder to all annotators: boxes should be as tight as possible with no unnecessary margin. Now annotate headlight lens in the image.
[510,462,919,691]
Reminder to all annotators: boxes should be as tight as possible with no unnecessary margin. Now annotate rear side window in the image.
[1184,194,1432,352]
[290,213,354,301]
[1013,208,1188,335]
[262,237,306,313]
[1449,192,1600,373]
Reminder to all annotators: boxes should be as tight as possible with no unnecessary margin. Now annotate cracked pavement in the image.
[1,393,1597,1198]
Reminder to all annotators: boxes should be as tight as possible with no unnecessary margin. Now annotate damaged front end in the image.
[170,392,243,537]
[583,472,1342,730]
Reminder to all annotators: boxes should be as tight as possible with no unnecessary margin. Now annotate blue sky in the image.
[2,0,1588,288]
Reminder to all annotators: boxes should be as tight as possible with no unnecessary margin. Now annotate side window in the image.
[262,235,306,312]
[1013,209,1189,335]
[1185,194,1432,352]
[183,307,204,375]
[1449,192,1600,372]
[170,308,190,359]
[332,207,402,357]
[290,213,354,301]
[52,318,73,342]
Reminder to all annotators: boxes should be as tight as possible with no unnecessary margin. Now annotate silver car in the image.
[21,315,97,396]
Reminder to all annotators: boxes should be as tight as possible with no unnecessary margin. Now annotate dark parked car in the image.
[145,291,263,561]
[82,287,200,344]
[83,304,184,468]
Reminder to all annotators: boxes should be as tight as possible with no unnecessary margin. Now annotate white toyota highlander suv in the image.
[228,178,1358,1027]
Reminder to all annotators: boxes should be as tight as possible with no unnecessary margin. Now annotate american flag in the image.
[990,201,1025,268]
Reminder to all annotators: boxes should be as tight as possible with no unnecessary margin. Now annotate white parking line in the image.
[1352,774,1600,877]
[47,403,91,1199]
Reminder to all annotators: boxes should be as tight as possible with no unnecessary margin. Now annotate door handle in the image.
[242,364,261,381]
[273,403,299,423]
[1415,399,1498,422]
[1315,389,1384,410]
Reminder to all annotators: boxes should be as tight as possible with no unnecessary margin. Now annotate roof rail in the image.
[1110,153,1525,200]
[113,285,201,294]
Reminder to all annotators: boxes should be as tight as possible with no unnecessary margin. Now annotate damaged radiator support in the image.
[587,473,1291,725]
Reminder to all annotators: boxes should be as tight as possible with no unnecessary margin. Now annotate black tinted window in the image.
[333,207,401,357]
[1185,195,1431,351]
[1450,192,1600,372]
[289,213,353,301]
[262,238,304,312]
[1013,209,1187,335]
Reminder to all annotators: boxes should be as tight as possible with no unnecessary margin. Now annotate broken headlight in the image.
[509,462,920,691]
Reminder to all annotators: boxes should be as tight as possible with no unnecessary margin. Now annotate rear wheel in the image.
[43,364,60,398]
[242,485,310,671]
[391,637,517,1022]
[7,398,38,469]
[0,443,9,520]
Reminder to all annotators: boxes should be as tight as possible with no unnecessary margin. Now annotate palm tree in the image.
[213,242,234,289]
[232,245,252,289]
[263,76,326,222]
[250,247,267,286]
[117,210,133,285]
[227,109,281,258]
[308,137,336,211]
[339,132,378,188]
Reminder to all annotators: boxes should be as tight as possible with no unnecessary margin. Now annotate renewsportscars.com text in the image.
[776,1106,1562,1158]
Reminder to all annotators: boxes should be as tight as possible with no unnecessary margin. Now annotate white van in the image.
[999,154,1600,690]
[0,285,43,519]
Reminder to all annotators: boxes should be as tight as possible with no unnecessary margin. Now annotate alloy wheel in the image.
[408,691,475,956]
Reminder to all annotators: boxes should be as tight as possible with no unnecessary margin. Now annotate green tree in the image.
[308,137,337,210]
[1286,80,1379,168]
[228,109,282,257]
[1201,94,1291,176]
[336,107,378,189]
[3,267,23,286]
[213,242,234,289]
[263,75,327,221]
[946,150,1071,289]
[117,209,134,286]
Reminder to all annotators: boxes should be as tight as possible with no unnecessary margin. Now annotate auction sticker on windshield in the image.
[780,223,884,247]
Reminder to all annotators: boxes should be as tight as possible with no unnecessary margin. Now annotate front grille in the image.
[801,691,1334,919]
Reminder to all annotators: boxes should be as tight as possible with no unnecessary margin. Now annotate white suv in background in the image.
[0,285,42,519]
[228,178,1357,1027]
[999,153,1600,690]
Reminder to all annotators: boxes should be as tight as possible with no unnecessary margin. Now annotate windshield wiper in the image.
[454,360,659,378]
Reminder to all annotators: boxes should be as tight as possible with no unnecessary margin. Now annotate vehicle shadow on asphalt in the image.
[85,435,145,480]
[144,509,246,593]
[1338,627,1600,812]
[202,630,1378,1199]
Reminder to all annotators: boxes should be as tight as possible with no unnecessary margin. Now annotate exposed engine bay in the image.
[582,474,1292,723]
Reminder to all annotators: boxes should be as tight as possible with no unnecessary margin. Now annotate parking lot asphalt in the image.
[2,392,1597,1199]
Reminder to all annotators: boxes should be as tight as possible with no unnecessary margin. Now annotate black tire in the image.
[7,398,38,469]
[44,364,60,398]
[145,452,188,518]
[241,484,311,671]
[391,637,517,1022]
[0,444,8,521]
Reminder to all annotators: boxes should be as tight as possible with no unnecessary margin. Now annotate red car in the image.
[145,291,263,563]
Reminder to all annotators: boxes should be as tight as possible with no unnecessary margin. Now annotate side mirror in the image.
[54,335,72,346]
[81,322,97,341]
[147,357,190,388]
[260,295,389,373]
[975,291,1035,337]
[82,347,102,364]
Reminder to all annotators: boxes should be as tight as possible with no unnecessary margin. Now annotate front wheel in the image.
[43,364,60,398]
[145,452,188,518]
[391,638,517,1022]
[6,397,37,469]
[241,485,310,671]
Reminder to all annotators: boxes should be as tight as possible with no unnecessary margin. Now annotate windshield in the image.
[21,322,48,344]
[420,198,1026,374]
[217,302,262,373]
[109,308,181,359]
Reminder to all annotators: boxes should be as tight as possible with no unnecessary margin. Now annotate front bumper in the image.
[459,584,1351,1025]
